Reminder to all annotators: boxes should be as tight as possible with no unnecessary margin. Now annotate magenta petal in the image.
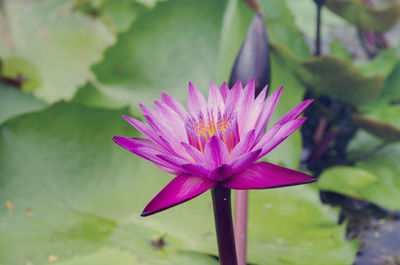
[188,82,207,116]
[208,82,225,112]
[231,149,261,173]
[219,82,229,101]
[157,154,189,168]
[140,104,185,143]
[241,86,267,134]
[230,129,255,160]
[258,117,307,158]
[181,142,205,162]
[122,115,163,147]
[254,87,283,139]
[142,175,216,216]
[204,135,229,167]
[237,79,255,130]
[112,136,182,174]
[225,80,242,112]
[209,164,233,181]
[181,163,210,177]
[161,92,188,119]
[222,162,316,190]
[276,99,313,125]
[112,136,141,150]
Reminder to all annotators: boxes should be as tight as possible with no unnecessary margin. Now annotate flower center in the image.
[185,110,240,154]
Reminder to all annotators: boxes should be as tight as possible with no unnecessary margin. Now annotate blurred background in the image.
[1,0,400,264]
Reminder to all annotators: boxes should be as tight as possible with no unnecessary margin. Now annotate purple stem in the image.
[308,128,339,165]
[211,187,238,265]
[234,190,248,265]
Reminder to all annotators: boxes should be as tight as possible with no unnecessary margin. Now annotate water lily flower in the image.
[113,79,315,217]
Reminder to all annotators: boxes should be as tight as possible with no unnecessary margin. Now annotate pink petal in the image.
[141,175,216,216]
[209,164,233,181]
[112,136,182,174]
[204,135,229,167]
[181,163,210,177]
[161,92,189,119]
[241,86,267,134]
[122,115,166,149]
[181,142,206,163]
[276,99,313,125]
[140,104,185,140]
[188,82,207,116]
[254,87,283,139]
[157,154,190,169]
[257,118,307,158]
[222,162,316,190]
[231,149,261,173]
[225,80,242,113]
[207,82,225,113]
[237,79,255,131]
[154,100,186,133]
[219,82,229,102]
[230,129,255,160]
[140,104,188,158]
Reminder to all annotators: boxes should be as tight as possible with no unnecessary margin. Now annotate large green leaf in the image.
[55,248,216,265]
[318,166,379,200]
[73,0,159,34]
[318,131,400,210]
[54,248,142,265]
[325,0,400,32]
[0,0,114,102]
[369,64,400,107]
[72,82,128,110]
[92,0,253,111]
[301,56,384,105]
[0,102,357,265]
[0,84,47,124]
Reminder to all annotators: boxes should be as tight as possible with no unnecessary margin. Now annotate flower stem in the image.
[314,1,322,56]
[234,190,248,265]
[211,187,238,265]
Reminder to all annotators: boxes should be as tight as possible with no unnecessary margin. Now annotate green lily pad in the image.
[0,102,357,265]
[325,0,400,32]
[246,186,358,265]
[370,62,400,107]
[301,56,384,105]
[91,0,253,111]
[0,0,114,102]
[73,0,155,34]
[0,84,47,124]
[54,248,142,265]
[330,40,352,61]
[72,82,128,110]
[55,248,218,265]
[318,130,400,211]
[318,166,379,200]
[357,49,399,77]
[352,105,400,141]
